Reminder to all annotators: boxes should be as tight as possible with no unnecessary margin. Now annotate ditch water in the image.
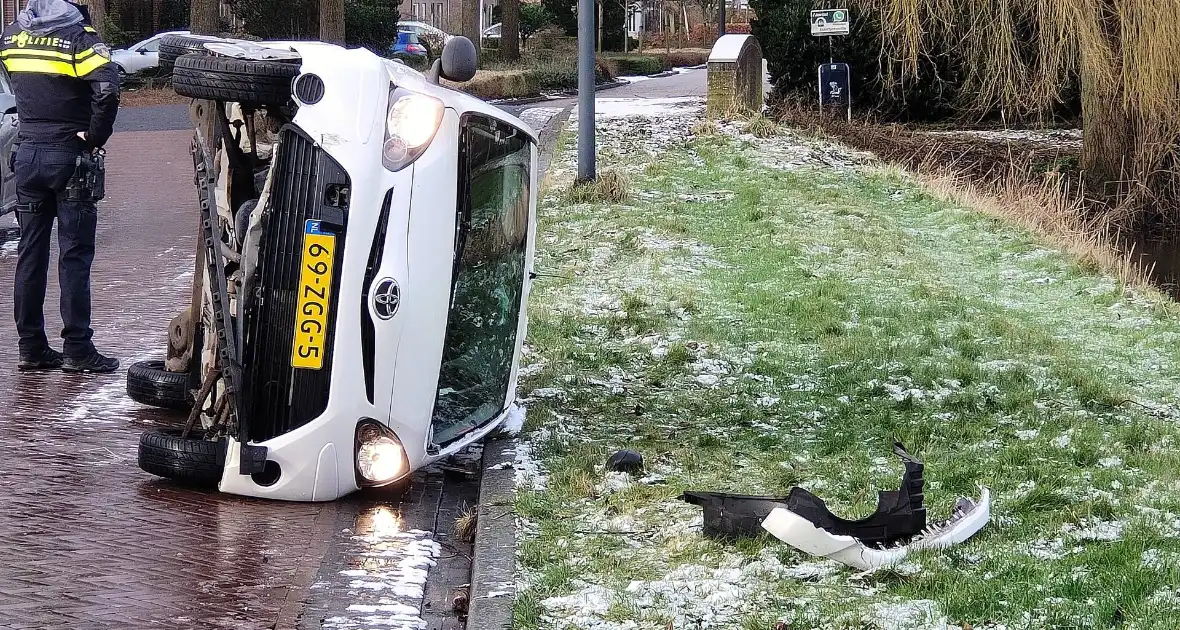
[1132,235,1180,298]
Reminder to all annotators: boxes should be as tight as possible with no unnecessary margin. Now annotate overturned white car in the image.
[129,36,538,502]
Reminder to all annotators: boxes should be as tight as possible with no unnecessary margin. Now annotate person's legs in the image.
[56,195,97,359]
[13,144,62,369]
[53,148,117,374]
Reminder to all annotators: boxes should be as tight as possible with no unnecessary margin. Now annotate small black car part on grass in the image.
[606,449,645,475]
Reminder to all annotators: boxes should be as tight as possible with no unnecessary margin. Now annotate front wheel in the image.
[138,429,227,487]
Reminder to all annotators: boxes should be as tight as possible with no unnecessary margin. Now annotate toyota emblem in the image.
[372,278,401,320]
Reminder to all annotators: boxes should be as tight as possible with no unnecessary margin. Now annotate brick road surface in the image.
[0,130,348,630]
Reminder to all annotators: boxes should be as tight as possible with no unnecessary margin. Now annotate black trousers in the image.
[12,141,97,359]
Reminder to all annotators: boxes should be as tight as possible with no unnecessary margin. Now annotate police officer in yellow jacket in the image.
[1,0,120,373]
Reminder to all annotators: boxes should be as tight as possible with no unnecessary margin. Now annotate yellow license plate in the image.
[292,220,335,370]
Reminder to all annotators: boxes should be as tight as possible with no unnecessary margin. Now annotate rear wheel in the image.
[138,429,227,487]
[126,359,192,410]
[172,53,299,106]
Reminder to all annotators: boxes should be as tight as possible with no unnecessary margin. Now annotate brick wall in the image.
[3,0,18,25]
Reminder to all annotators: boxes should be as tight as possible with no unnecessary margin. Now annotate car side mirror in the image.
[426,36,477,85]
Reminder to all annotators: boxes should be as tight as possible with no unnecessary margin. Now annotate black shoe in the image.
[62,352,120,374]
[18,348,64,371]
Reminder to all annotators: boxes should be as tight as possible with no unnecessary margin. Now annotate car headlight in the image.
[382,86,444,172]
[355,420,411,486]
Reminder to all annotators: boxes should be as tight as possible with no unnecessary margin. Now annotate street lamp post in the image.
[577,0,596,182]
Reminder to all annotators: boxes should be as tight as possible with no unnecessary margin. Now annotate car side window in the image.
[141,39,161,53]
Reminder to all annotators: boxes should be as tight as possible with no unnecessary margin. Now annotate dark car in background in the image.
[0,68,17,217]
[391,31,429,58]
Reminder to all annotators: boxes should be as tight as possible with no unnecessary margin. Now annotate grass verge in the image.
[512,108,1180,629]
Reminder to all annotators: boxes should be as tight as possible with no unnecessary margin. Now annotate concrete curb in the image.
[467,438,519,630]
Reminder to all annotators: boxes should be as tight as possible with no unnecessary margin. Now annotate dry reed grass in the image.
[916,166,1155,292]
[854,0,1180,228]
[691,119,720,136]
[454,507,478,543]
[568,169,632,204]
[744,115,781,138]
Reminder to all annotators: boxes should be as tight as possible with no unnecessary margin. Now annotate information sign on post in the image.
[810,9,850,36]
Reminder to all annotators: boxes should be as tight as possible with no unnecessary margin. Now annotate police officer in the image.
[0,0,119,373]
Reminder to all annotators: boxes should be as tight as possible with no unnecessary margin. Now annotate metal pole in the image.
[578,0,596,182]
[718,0,725,38]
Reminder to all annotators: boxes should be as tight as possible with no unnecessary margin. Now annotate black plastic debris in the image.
[606,449,645,474]
[681,442,928,547]
[785,443,927,549]
[681,491,785,538]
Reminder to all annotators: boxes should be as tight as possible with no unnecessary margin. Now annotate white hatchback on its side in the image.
[129,36,539,502]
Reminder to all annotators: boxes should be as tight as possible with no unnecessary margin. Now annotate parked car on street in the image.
[397,20,452,44]
[391,30,429,58]
[130,36,540,503]
[0,68,17,217]
[112,30,189,75]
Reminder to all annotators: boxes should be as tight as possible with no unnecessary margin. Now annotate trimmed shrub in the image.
[607,55,664,76]
[445,55,616,100]
[660,50,709,68]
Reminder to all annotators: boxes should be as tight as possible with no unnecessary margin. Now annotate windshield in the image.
[430,114,532,445]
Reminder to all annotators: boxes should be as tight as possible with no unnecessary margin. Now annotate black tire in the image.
[159,33,227,73]
[138,429,227,486]
[126,359,192,410]
[172,53,298,106]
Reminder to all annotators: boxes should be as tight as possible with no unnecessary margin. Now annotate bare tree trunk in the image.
[664,6,670,53]
[1080,1,1135,198]
[152,0,163,32]
[1081,73,1135,197]
[461,0,481,45]
[319,0,345,45]
[623,2,629,53]
[597,1,603,51]
[82,0,107,36]
[501,0,519,60]
[190,0,219,35]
